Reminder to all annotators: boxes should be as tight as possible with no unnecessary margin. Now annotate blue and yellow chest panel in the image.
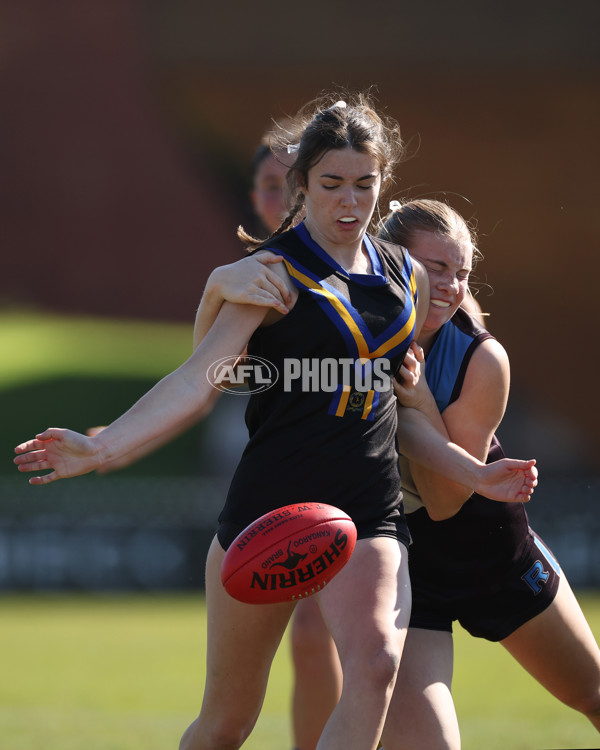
[252,223,417,421]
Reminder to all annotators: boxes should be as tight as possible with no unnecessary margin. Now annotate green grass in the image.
[1,593,599,750]
[0,594,292,750]
[0,311,193,388]
[452,592,600,749]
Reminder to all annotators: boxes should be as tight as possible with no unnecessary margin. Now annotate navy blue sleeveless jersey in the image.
[218,223,417,546]
[404,308,560,639]
[401,307,532,570]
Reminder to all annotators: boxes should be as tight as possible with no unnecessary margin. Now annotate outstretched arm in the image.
[14,302,267,484]
[95,254,295,474]
[85,400,217,474]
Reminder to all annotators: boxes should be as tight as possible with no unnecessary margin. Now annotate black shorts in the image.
[409,529,561,642]
[217,505,410,551]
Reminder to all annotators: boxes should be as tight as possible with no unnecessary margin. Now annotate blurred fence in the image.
[0,476,227,591]
[523,475,600,589]
[0,474,599,591]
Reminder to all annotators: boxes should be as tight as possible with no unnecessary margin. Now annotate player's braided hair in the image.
[238,90,404,251]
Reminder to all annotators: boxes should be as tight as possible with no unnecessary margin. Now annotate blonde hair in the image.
[379,199,479,261]
[379,198,487,320]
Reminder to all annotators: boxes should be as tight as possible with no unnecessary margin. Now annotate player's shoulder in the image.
[468,336,510,382]
[370,235,422,292]
[445,308,509,385]
[370,234,411,264]
[255,226,300,255]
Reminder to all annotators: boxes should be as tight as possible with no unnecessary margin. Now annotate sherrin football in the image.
[221,503,357,604]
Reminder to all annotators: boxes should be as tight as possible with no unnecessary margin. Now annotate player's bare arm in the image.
[396,405,537,505]
[400,337,513,519]
[15,302,268,484]
[193,252,293,349]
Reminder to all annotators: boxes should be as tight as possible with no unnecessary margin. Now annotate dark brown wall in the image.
[1,1,599,467]
[0,1,243,321]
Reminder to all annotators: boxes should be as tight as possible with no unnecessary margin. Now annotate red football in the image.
[221,503,357,604]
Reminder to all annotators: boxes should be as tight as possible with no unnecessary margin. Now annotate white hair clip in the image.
[389,200,402,211]
[286,143,299,154]
[329,100,347,110]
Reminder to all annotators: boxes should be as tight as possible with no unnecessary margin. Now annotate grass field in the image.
[0,311,193,389]
[1,593,600,750]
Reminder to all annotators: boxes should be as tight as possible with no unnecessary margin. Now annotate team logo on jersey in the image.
[207,355,279,394]
[348,392,366,411]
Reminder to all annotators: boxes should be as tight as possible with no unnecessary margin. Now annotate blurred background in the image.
[1,0,599,591]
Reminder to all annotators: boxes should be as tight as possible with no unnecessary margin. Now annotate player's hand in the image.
[394,343,428,410]
[476,458,538,503]
[14,428,102,485]
[212,252,292,313]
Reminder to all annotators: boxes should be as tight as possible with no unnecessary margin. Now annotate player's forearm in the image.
[397,404,474,519]
[95,407,211,473]
[409,388,449,437]
[97,302,261,468]
[409,464,474,520]
[93,365,210,468]
[396,407,483,491]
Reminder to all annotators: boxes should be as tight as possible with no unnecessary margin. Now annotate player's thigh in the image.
[501,574,600,706]
[318,536,410,666]
[382,628,459,749]
[203,536,295,712]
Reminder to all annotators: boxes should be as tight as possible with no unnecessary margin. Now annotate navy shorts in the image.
[409,529,561,642]
[217,505,410,551]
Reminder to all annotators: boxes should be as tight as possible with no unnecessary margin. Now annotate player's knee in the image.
[570,687,600,721]
[179,715,255,750]
[373,644,401,689]
[356,636,401,692]
[180,726,247,750]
